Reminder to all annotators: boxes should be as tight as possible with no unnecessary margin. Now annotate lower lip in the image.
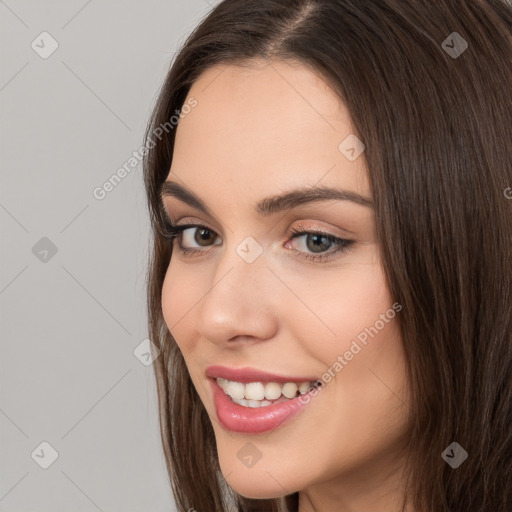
[210,379,317,434]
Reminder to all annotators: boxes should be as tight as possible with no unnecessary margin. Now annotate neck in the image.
[297,453,414,512]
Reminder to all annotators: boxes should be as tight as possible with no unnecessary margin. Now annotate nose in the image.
[194,241,279,346]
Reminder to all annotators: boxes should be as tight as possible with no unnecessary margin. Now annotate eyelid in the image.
[166,213,352,238]
[287,219,353,240]
[164,213,222,234]
[164,218,350,242]
[162,201,361,237]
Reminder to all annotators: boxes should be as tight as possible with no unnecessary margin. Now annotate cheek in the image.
[285,255,408,442]
[161,261,205,353]
[315,259,406,406]
[161,265,178,332]
[281,255,394,355]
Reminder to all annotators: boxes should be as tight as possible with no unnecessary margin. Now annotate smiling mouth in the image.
[215,377,318,408]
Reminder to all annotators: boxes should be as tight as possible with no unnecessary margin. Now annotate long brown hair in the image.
[142,1,512,510]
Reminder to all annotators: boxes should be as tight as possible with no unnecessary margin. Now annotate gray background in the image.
[0,1,219,510]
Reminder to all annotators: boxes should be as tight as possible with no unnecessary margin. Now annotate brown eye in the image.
[178,225,222,250]
[194,227,218,247]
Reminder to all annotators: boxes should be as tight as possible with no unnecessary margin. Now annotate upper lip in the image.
[206,365,317,383]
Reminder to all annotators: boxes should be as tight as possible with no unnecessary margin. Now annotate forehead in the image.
[169,59,370,203]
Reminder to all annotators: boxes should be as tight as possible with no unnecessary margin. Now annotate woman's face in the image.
[161,59,410,506]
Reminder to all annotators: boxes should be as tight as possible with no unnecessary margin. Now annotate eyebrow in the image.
[160,179,373,218]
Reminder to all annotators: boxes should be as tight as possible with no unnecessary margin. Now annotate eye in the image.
[160,219,354,263]
[286,224,354,262]
[161,220,220,255]
[180,224,221,249]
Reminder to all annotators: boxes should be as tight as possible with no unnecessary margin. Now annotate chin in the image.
[217,452,302,499]
[223,475,290,500]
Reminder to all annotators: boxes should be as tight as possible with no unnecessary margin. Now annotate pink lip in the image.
[205,364,318,384]
[207,367,318,434]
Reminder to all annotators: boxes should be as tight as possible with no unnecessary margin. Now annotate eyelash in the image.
[160,218,355,263]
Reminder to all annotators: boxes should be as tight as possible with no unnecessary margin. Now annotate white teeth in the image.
[226,381,245,400]
[299,381,311,394]
[217,377,313,407]
[218,378,229,391]
[264,382,282,400]
[232,398,273,408]
[282,382,298,399]
[245,382,265,400]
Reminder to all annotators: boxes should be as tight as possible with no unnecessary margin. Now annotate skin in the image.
[161,58,413,512]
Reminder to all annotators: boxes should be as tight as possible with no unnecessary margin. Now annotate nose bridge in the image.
[211,234,269,308]
[195,234,278,343]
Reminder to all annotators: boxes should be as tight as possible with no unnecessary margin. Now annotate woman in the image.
[142,1,512,510]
